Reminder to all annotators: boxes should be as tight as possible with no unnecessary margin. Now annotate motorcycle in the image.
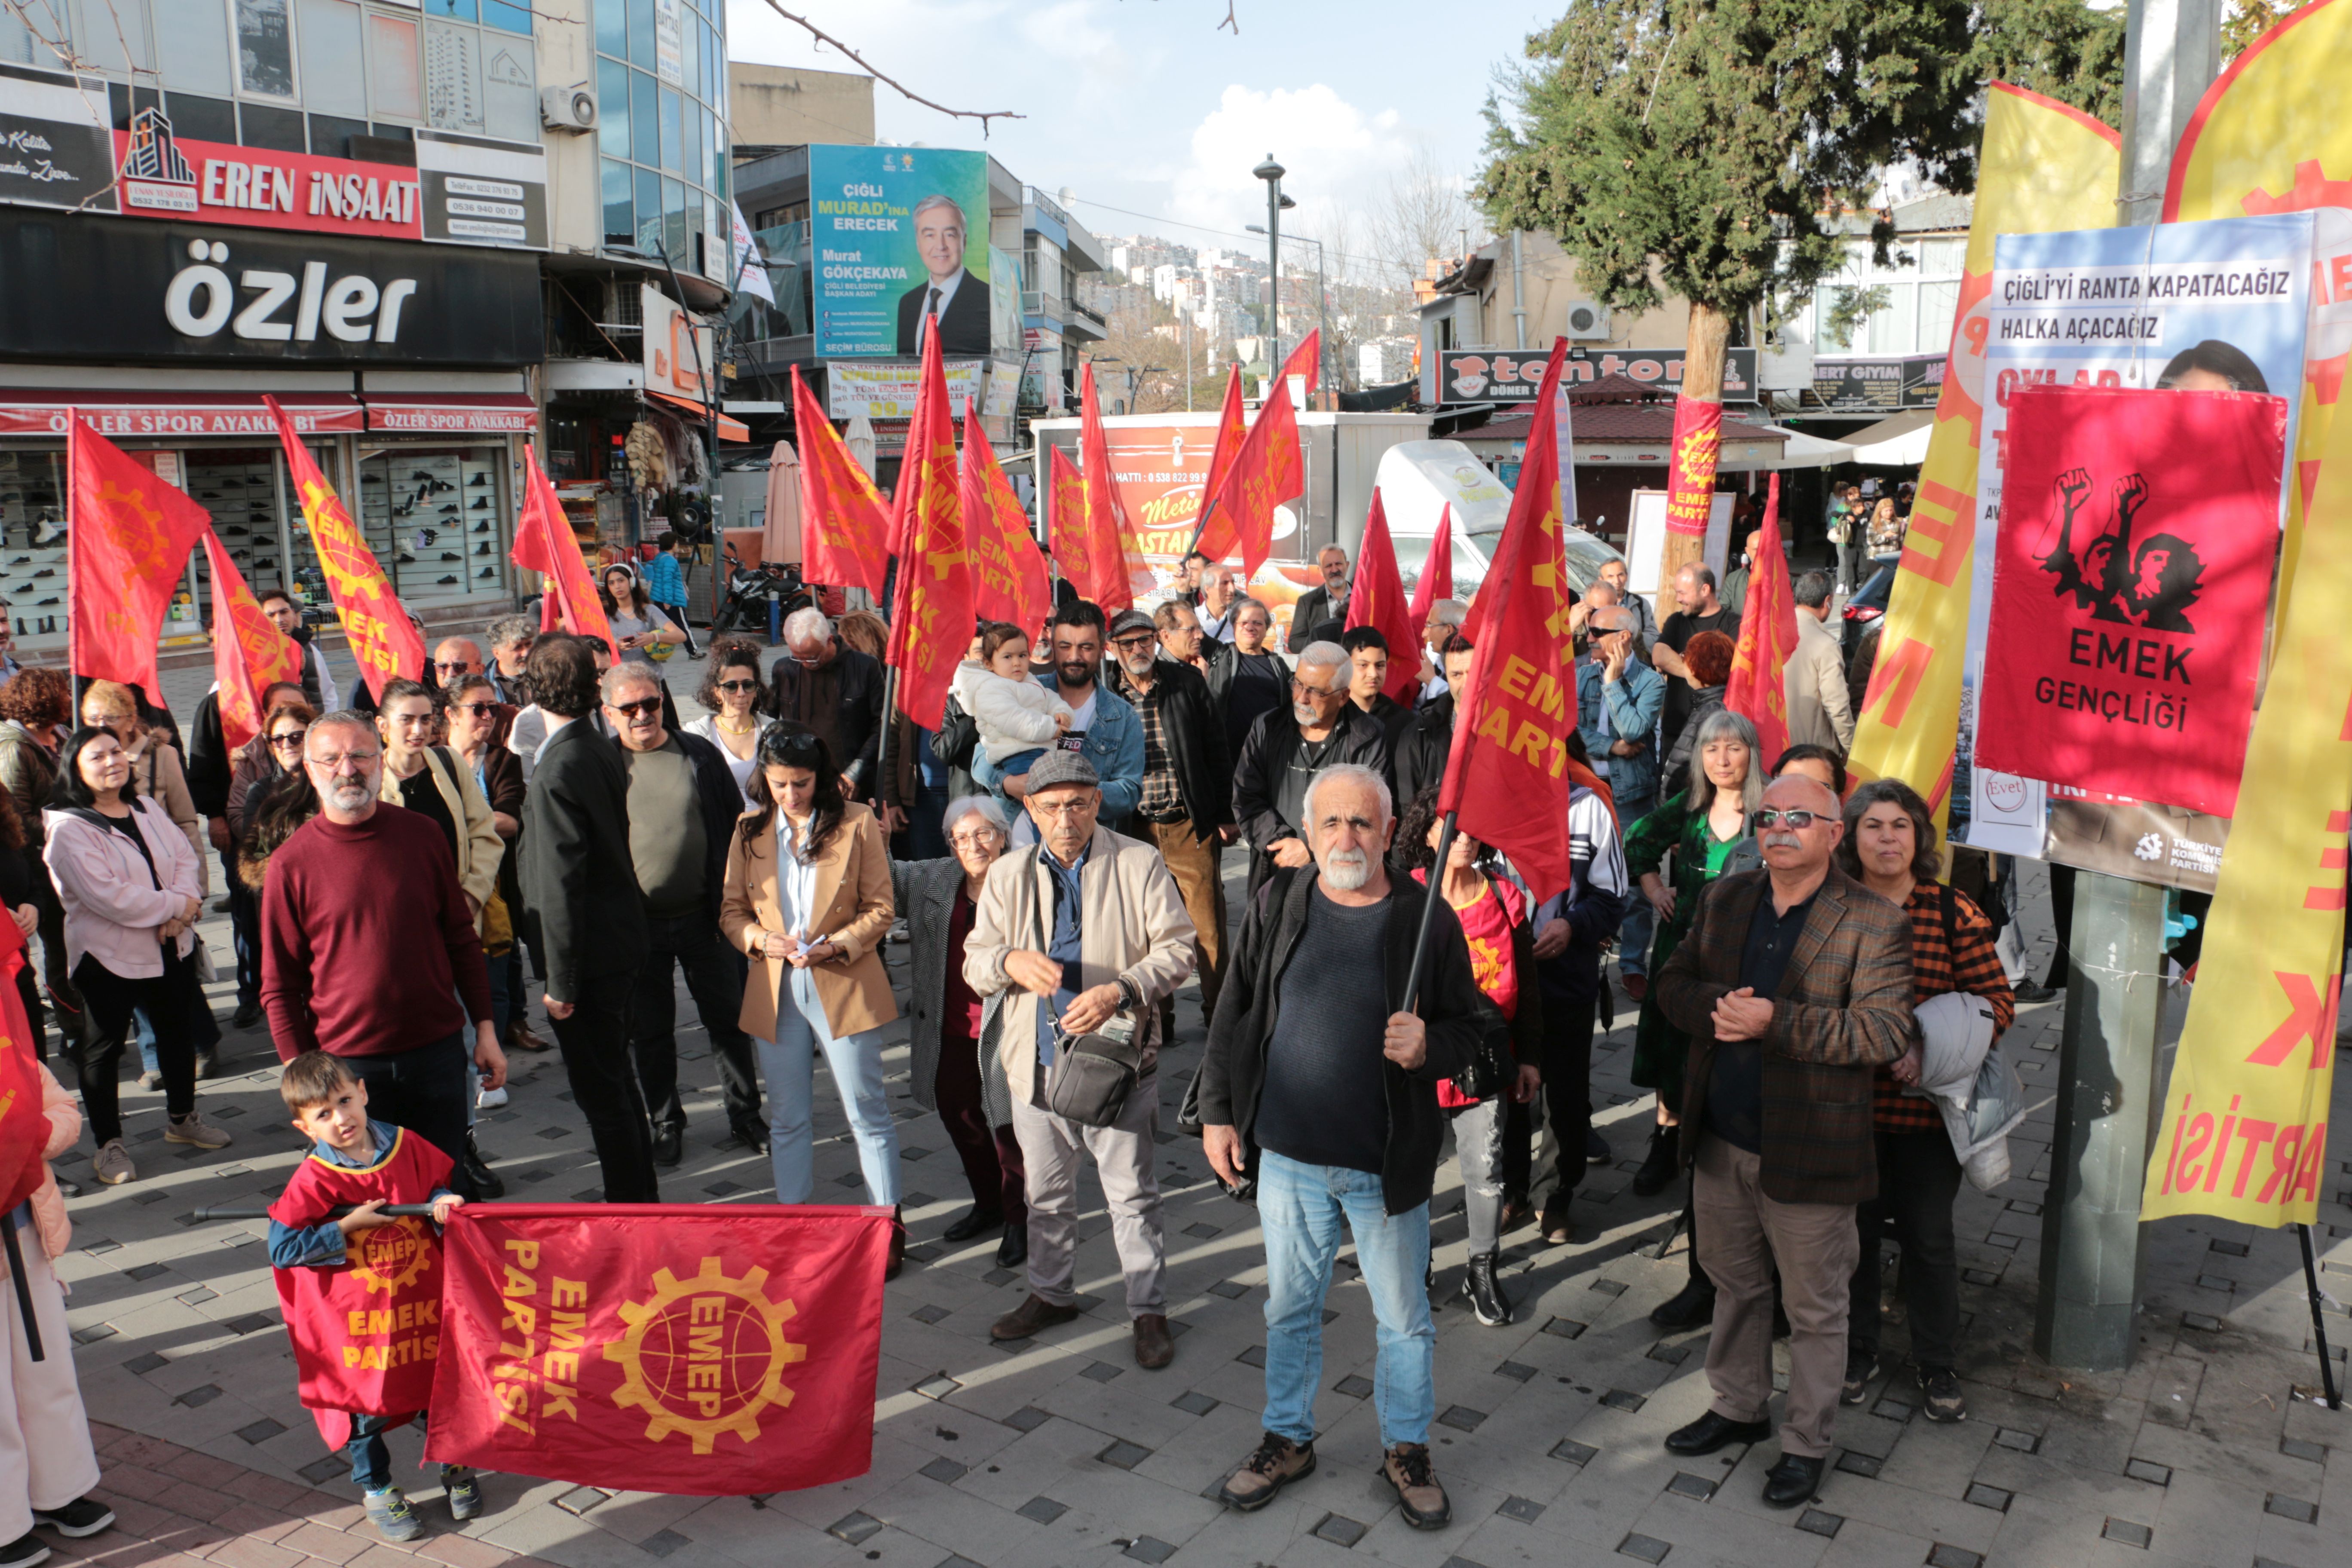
[710,546,812,640]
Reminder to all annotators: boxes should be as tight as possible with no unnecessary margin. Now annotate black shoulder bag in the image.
[1032,848,1143,1127]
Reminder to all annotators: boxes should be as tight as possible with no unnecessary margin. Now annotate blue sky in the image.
[726,0,1559,260]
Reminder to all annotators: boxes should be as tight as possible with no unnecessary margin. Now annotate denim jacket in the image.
[1038,674,1145,822]
[1576,655,1667,808]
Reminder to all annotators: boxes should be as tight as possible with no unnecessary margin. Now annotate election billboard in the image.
[809,145,990,359]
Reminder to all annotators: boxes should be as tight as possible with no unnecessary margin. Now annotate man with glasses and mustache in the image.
[601,663,769,1164]
[1652,773,1914,1510]
[765,608,886,814]
[1196,763,1496,1530]
[1231,641,1388,894]
[484,615,536,709]
[259,711,507,1197]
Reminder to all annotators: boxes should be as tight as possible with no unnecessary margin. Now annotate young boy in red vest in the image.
[266,1053,481,1542]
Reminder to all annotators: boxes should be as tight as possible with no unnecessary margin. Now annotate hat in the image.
[1109,608,1156,640]
[1024,749,1101,794]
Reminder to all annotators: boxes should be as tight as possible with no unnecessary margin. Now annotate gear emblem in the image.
[349,1217,435,1296]
[2134,832,2165,862]
[603,1256,806,1453]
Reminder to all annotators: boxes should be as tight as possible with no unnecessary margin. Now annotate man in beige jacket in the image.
[1784,570,1856,753]
[965,750,1197,1368]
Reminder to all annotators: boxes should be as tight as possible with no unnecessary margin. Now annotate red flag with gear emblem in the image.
[425,1204,893,1494]
[266,397,426,691]
[1723,473,1799,773]
[1078,362,1151,612]
[203,529,304,753]
[66,418,212,696]
[885,323,973,729]
[512,444,620,659]
[960,401,1051,634]
[794,364,891,596]
[1344,491,1423,705]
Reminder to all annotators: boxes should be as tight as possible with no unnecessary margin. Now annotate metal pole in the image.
[651,243,721,536]
[1399,812,1458,1014]
[1315,239,1328,400]
[1511,230,1529,349]
[2033,0,2219,1375]
[2298,1223,2340,1408]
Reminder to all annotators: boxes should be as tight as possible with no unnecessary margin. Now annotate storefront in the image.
[0,195,544,653]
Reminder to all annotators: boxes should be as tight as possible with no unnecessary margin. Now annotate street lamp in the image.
[1254,155,1285,379]
[1250,222,1326,398]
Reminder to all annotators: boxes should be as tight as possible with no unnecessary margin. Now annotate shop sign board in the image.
[642,284,718,402]
[1436,346,1758,404]
[0,210,545,365]
[1801,353,1946,412]
[415,129,548,251]
[0,62,116,213]
[808,144,992,358]
[826,358,989,421]
[109,106,421,240]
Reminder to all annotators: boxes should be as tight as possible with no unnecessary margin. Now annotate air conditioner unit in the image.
[542,85,598,132]
[1563,300,1610,340]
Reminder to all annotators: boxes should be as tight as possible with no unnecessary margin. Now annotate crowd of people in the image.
[0,533,2038,1548]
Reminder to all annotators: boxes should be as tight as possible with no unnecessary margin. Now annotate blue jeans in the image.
[757,973,900,1206]
[347,1412,468,1492]
[1614,792,1658,975]
[1257,1150,1435,1449]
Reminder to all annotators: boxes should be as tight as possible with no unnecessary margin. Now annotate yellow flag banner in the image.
[2140,401,2352,1225]
[1847,84,2119,827]
[2165,0,2352,629]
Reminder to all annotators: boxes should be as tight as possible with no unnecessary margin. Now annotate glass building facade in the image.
[594,0,732,280]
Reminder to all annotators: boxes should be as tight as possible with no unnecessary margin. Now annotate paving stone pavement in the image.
[51,653,2346,1568]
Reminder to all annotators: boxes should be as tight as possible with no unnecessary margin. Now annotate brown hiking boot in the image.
[989,1293,1081,1342]
[1133,1313,1173,1369]
[1214,1431,1314,1512]
[1381,1442,1451,1529]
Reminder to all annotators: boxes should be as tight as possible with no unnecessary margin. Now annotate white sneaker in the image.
[477,1085,509,1110]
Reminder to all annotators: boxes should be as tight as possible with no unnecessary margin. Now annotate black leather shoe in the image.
[1664,1412,1772,1457]
[1630,1125,1679,1196]
[996,1219,1027,1268]
[1649,1276,1718,1328]
[729,1118,769,1154]
[463,1136,503,1200]
[943,1205,1004,1243]
[652,1124,684,1168]
[231,1001,262,1030]
[1761,1453,1825,1508]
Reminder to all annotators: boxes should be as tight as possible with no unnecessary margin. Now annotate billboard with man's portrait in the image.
[809,145,990,359]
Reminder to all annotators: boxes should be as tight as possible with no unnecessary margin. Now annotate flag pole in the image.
[1398,810,1459,1016]
[2298,1222,2340,1407]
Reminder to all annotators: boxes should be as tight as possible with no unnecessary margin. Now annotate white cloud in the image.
[1168,83,1411,236]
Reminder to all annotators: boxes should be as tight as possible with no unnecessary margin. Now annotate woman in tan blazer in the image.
[720,729,903,1241]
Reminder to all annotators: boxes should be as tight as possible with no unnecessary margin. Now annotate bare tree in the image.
[1366,140,1486,288]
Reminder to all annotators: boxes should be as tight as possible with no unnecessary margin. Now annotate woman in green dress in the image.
[1623,705,1763,1194]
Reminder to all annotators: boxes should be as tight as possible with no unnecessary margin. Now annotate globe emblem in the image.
[352,1218,433,1295]
[605,1257,807,1452]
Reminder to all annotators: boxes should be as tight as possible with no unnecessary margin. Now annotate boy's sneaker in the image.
[476,1085,509,1110]
[165,1111,232,1150]
[0,1531,49,1567]
[30,1498,112,1537]
[91,1140,135,1185]
[1920,1366,1968,1423]
[442,1467,483,1522]
[364,1488,424,1543]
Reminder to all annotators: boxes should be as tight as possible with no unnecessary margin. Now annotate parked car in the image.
[1377,439,1625,603]
[1841,560,1900,657]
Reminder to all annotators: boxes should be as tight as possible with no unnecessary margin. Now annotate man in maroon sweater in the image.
[261,711,507,1193]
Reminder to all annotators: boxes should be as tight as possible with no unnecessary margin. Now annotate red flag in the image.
[0,921,51,1220]
[204,530,303,753]
[1187,366,1250,558]
[885,325,973,729]
[66,419,211,695]
[1664,396,1723,541]
[513,447,619,659]
[1724,474,1799,772]
[1345,492,1422,705]
[1409,504,1455,634]
[1198,377,1303,581]
[1281,330,1321,399]
[793,365,890,596]
[1078,363,1149,612]
[1046,444,1109,601]
[1436,339,1581,900]
[266,397,426,691]
[425,1204,892,1496]
[959,401,1051,634]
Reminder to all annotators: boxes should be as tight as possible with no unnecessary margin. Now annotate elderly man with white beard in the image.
[1195,763,1505,1531]
[1652,772,1914,1509]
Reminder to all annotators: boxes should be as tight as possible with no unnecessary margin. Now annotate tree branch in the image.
[1219,2,1240,32]
[755,2,1025,137]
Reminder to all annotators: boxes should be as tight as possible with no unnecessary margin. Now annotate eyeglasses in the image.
[609,697,662,720]
[1031,799,1095,818]
[717,679,760,694]
[432,660,474,673]
[451,701,497,717]
[268,730,308,750]
[1289,677,1338,697]
[1752,808,1825,830]
[1112,634,1157,652]
[949,829,1001,850]
[309,750,380,771]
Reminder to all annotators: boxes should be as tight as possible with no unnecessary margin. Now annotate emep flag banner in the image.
[960,401,1050,634]
[266,396,425,689]
[886,325,973,730]
[66,419,211,696]
[425,1204,893,1495]
[204,528,304,753]
[1723,473,1798,770]
[2141,349,2352,1228]
[1661,397,1721,538]
[1975,385,2283,818]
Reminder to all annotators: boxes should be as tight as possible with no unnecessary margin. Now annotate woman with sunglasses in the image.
[222,686,311,1031]
[683,639,773,805]
[721,728,905,1274]
[447,674,538,1065]
[43,728,232,1186]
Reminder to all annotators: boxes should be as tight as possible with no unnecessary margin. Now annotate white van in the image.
[1374,439,1623,600]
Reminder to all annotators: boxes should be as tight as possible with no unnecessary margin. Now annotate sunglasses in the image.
[717,679,760,693]
[1752,808,1826,830]
[451,701,497,716]
[432,660,474,673]
[609,697,662,720]
[1112,634,1157,651]
[268,730,308,749]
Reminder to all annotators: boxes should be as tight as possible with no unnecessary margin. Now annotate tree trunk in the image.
[1660,300,1731,586]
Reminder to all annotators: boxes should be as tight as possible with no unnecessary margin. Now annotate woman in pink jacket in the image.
[40,729,232,1188]
[0,1061,117,1563]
